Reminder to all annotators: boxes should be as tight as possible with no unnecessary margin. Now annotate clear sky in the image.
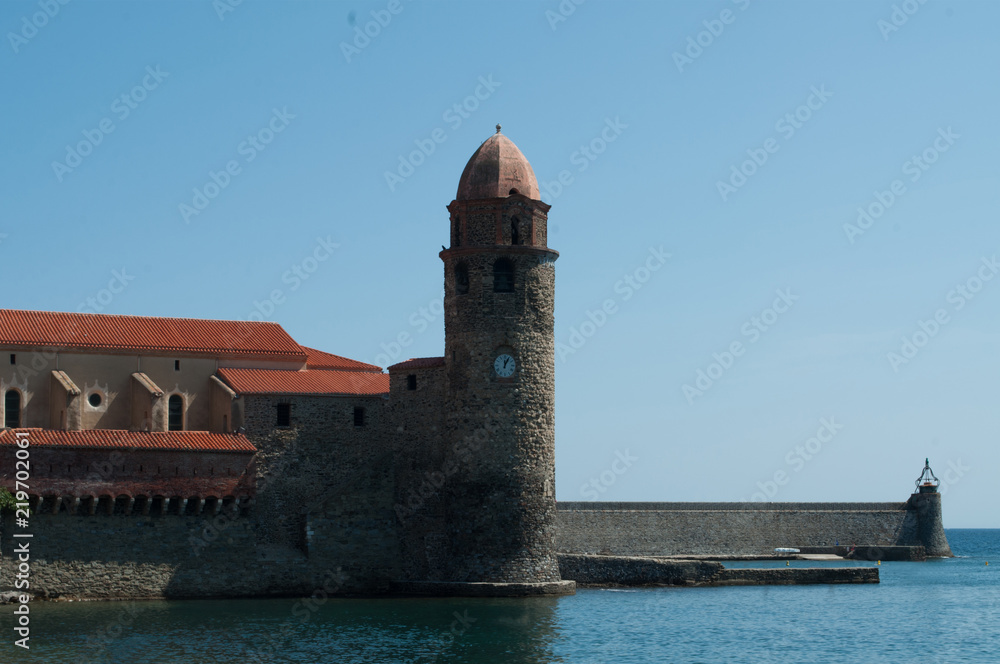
[3,0,998,526]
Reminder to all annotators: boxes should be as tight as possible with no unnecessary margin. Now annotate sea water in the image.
[5,529,997,663]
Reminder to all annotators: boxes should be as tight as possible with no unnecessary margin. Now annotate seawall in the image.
[555,499,951,557]
[557,554,879,587]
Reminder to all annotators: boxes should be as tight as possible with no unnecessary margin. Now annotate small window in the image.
[493,258,514,293]
[222,414,229,432]
[174,360,181,371]
[407,374,417,391]
[455,262,469,295]
[511,217,521,246]
[88,392,102,408]
[9,354,14,365]
[276,403,291,427]
[354,406,365,427]
[4,390,21,428]
[168,394,183,431]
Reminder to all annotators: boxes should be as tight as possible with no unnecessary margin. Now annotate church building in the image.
[0,128,576,597]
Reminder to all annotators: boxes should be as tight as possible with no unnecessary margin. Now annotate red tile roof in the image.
[217,368,389,396]
[302,346,381,372]
[0,309,307,362]
[388,357,446,371]
[0,429,257,452]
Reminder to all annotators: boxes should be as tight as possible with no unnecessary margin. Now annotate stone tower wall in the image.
[434,192,561,584]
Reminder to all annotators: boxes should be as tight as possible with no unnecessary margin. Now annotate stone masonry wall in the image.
[0,391,402,599]
[240,392,400,592]
[555,502,913,556]
[0,510,310,599]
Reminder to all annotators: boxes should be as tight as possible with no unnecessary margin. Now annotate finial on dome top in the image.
[496,123,502,134]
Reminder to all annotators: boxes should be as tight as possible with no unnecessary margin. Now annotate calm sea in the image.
[5,529,997,663]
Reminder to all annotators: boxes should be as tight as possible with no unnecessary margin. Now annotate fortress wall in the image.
[241,393,401,589]
[0,511,311,599]
[0,394,405,600]
[555,502,911,556]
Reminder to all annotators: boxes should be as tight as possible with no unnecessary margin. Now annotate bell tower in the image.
[434,125,572,594]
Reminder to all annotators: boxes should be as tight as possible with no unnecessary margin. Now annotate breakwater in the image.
[556,494,951,558]
[557,554,879,587]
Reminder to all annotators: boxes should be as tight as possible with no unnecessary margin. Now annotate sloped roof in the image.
[217,368,389,396]
[0,429,256,453]
[302,346,381,372]
[0,310,306,362]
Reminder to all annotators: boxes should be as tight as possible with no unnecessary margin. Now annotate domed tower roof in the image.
[456,125,540,201]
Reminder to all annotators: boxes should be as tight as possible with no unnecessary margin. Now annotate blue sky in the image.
[3,0,998,525]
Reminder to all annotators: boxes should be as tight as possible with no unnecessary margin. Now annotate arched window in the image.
[455,262,469,295]
[168,394,183,431]
[493,258,515,293]
[4,390,21,428]
[511,217,521,246]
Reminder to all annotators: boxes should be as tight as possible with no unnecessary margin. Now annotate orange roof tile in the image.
[388,357,446,371]
[0,309,306,361]
[301,346,381,372]
[0,429,257,452]
[217,368,389,396]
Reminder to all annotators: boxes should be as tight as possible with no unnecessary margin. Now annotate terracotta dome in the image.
[456,127,540,201]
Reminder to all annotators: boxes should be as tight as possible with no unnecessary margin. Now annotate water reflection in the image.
[17,595,565,664]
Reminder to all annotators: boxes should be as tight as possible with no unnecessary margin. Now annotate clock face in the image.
[494,353,516,378]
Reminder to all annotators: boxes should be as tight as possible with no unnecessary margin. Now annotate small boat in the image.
[774,548,800,553]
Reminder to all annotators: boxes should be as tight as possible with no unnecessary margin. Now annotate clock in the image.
[494,353,516,377]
